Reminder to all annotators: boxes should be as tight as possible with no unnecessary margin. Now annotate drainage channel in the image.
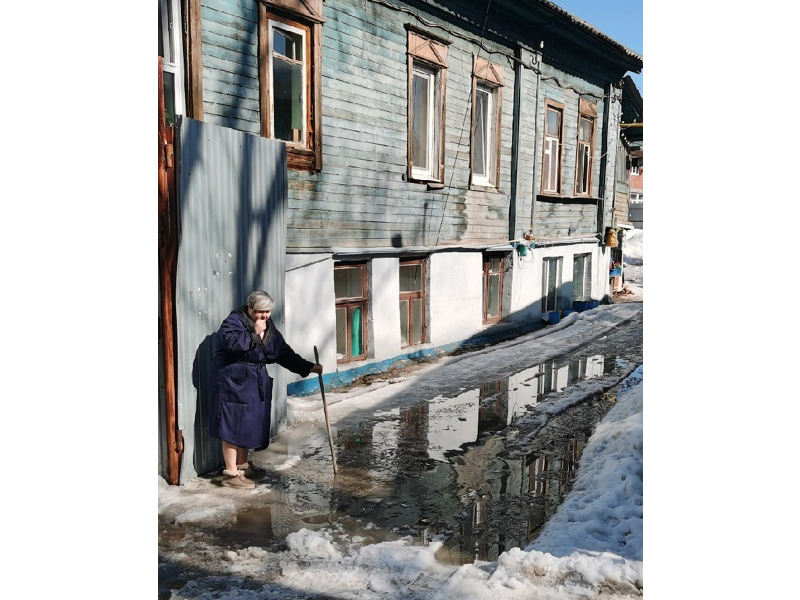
[202,352,635,565]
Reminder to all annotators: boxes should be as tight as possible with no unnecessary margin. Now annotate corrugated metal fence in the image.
[173,117,287,482]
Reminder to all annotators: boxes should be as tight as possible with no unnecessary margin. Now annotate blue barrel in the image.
[562,309,575,317]
[548,310,560,324]
[573,300,589,312]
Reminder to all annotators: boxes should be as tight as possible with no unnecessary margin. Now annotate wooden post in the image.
[159,57,183,485]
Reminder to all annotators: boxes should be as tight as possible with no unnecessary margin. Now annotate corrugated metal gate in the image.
[172,117,287,482]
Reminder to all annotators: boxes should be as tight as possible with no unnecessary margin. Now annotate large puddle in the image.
[191,352,631,565]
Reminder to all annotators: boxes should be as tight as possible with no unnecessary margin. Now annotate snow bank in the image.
[623,230,643,263]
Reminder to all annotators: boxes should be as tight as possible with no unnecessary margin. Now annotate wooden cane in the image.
[314,346,338,474]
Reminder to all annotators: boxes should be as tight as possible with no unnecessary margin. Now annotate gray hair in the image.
[247,290,275,312]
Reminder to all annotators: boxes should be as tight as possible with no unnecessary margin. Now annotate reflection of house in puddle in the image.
[331,354,618,565]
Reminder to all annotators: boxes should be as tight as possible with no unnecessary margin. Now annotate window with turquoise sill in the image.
[334,263,368,363]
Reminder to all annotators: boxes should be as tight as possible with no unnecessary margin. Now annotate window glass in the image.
[411,299,423,345]
[335,307,347,360]
[487,273,500,318]
[334,267,364,299]
[350,306,363,357]
[273,57,304,142]
[399,300,409,347]
[399,264,423,292]
[546,108,560,135]
[579,116,592,142]
[473,87,490,177]
[412,71,431,168]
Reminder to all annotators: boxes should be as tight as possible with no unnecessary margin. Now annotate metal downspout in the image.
[509,48,523,241]
[530,52,542,233]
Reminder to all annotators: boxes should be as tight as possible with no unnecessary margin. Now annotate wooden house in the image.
[158,0,642,481]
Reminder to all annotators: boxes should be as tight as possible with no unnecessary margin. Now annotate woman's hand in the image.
[254,317,267,337]
[310,363,323,375]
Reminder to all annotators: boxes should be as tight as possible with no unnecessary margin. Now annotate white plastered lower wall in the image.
[283,253,336,385]
[506,242,610,323]
[428,251,484,347]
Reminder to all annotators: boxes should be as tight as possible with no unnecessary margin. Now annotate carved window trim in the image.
[406,26,450,184]
[258,0,324,172]
[470,56,503,190]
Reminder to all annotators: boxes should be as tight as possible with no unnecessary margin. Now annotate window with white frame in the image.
[258,0,324,171]
[407,27,449,183]
[270,21,306,144]
[575,99,597,195]
[158,0,185,126]
[542,100,564,194]
[572,253,592,302]
[542,257,562,313]
[471,57,503,188]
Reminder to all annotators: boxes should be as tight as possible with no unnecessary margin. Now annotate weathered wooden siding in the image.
[197,0,518,251]
[200,0,261,135]
[614,190,631,228]
[287,0,517,250]
[531,64,606,238]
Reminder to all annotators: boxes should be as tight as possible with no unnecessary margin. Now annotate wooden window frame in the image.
[158,0,186,126]
[470,56,503,190]
[334,262,368,363]
[258,0,324,172]
[574,98,597,196]
[406,26,450,184]
[399,258,426,348]
[541,99,565,196]
[482,253,504,324]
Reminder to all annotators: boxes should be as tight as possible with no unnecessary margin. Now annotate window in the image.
[399,259,426,347]
[258,0,324,171]
[483,254,504,323]
[158,0,185,126]
[541,100,564,194]
[407,26,450,183]
[572,253,592,302]
[471,57,503,188]
[630,164,640,176]
[334,263,368,363]
[575,99,597,195]
[542,257,562,313]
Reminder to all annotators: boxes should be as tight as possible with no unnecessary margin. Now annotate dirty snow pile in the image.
[165,368,644,600]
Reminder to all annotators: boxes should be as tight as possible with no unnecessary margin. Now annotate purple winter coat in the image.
[209,307,314,450]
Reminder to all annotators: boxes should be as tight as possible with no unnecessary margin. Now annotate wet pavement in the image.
[159,307,643,574]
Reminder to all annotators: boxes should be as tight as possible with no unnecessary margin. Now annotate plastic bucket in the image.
[562,309,575,317]
[548,311,560,324]
[573,301,589,312]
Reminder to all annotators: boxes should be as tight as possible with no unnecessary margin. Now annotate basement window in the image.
[542,256,562,314]
[399,259,426,347]
[334,263,368,363]
[483,254,504,323]
[572,253,592,302]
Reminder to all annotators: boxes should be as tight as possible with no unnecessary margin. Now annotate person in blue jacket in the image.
[210,290,322,489]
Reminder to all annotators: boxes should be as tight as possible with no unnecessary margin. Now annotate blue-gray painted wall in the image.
[195,0,628,251]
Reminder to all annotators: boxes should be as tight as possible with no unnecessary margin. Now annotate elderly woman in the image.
[209,290,322,489]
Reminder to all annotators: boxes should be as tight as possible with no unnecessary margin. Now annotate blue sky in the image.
[548,0,644,95]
